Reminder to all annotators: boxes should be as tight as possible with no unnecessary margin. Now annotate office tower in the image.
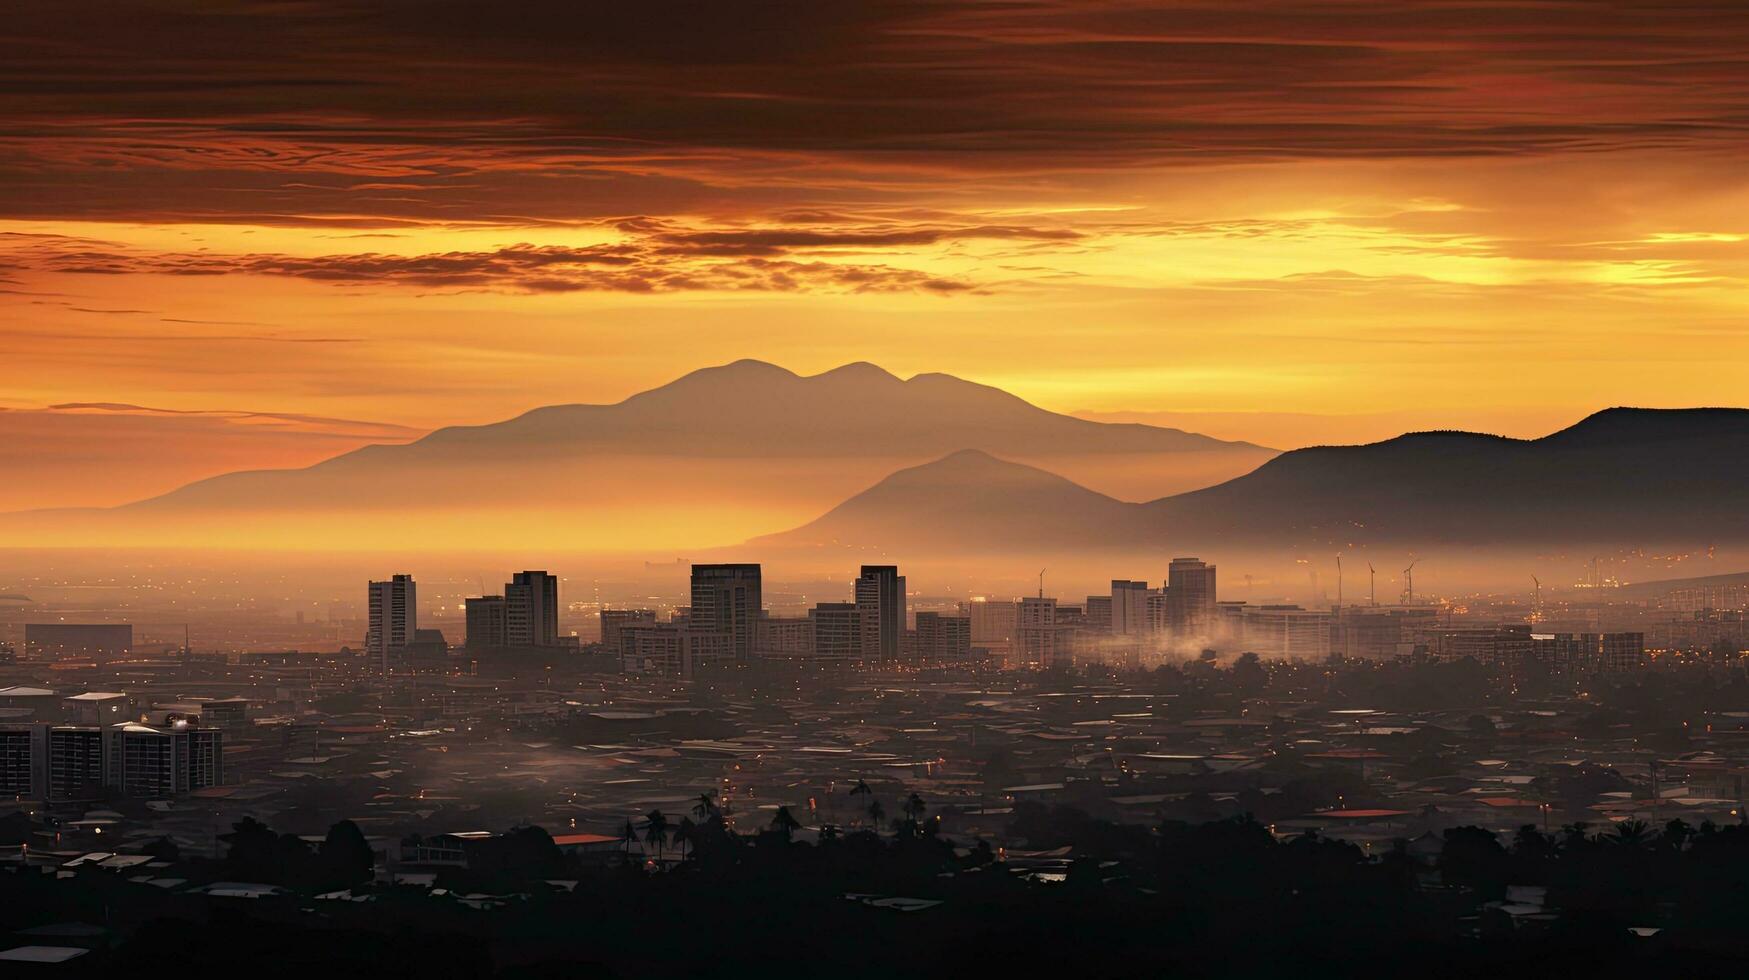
[1240,605,1333,660]
[756,616,814,659]
[619,623,732,677]
[367,574,417,672]
[0,724,47,798]
[1166,558,1217,640]
[1110,580,1150,635]
[915,612,972,661]
[1019,596,1060,668]
[600,609,657,658]
[962,598,1019,665]
[809,602,863,661]
[48,726,107,800]
[855,565,905,660]
[690,563,763,662]
[1147,592,1169,634]
[1085,595,1113,632]
[506,570,560,647]
[465,595,508,649]
[110,721,223,797]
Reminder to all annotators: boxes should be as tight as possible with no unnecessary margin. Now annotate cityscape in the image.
[7,1,1749,977]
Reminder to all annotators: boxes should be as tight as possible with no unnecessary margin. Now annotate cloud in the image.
[4,2,1749,224]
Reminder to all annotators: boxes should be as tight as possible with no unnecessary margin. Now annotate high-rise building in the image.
[367,574,417,672]
[48,726,107,800]
[809,602,863,661]
[756,616,814,659]
[1240,605,1332,660]
[1019,596,1061,669]
[1166,558,1217,640]
[1111,580,1150,635]
[111,720,223,797]
[465,595,508,649]
[1085,595,1113,632]
[0,724,46,798]
[600,609,657,658]
[619,623,732,677]
[855,565,906,660]
[690,563,763,662]
[915,612,972,661]
[962,598,1019,665]
[506,570,560,647]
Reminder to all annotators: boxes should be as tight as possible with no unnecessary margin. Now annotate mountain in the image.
[0,360,1275,551]
[1150,408,1749,546]
[758,408,1749,556]
[752,450,1141,553]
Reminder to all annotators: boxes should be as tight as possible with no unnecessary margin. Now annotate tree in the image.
[1232,652,1267,696]
[867,799,885,829]
[770,806,801,842]
[1610,819,1650,849]
[319,819,375,888]
[693,791,719,821]
[644,809,670,864]
[620,818,638,857]
[673,816,697,860]
[220,816,280,881]
[849,780,872,826]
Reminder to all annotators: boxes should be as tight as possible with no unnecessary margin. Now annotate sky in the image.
[5,0,1749,510]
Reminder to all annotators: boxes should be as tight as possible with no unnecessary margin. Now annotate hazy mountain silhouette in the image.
[759,409,1749,554]
[751,449,1142,553]
[0,360,1273,550]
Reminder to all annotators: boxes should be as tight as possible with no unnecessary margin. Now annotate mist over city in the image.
[6,2,1749,977]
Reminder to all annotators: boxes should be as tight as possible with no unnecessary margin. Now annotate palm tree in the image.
[902,791,930,840]
[867,799,885,829]
[770,806,801,842]
[619,818,638,857]
[1610,818,1651,848]
[673,816,697,860]
[849,779,872,827]
[644,809,670,864]
[693,790,720,821]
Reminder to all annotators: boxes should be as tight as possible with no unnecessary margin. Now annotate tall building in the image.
[1085,595,1113,632]
[112,720,223,797]
[620,623,732,677]
[1110,580,1151,635]
[1241,605,1332,660]
[962,598,1019,665]
[506,570,560,647]
[855,565,906,660]
[367,574,416,672]
[690,563,763,662]
[600,609,657,658]
[1019,596,1061,669]
[1166,558,1217,641]
[756,616,814,659]
[809,602,863,661]
[0,725,46,798]
[465,595,508,649]
[48,726,107,800]
[915,612,972,661]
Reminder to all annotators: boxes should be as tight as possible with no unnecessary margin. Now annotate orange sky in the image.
[4,2,1749,511]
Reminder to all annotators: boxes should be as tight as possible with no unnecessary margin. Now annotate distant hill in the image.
[1150,408,1749,547]
[0,360,1274,551]
[751,449,1142,553]
[758,408,1749,555]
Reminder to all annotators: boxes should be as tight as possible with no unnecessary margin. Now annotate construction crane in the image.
[1402,559,1419,605]
[1368,563,1376,606]
[1532,575,1542,623]
[1037,568,1047,600]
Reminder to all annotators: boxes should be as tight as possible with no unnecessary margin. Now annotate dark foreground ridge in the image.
[10,803,1749,978]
